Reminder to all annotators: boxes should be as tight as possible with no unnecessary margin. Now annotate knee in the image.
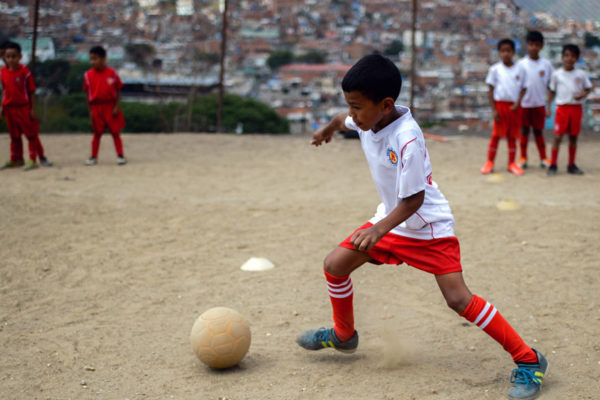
[323,252,342,276]
[444,293,471,314]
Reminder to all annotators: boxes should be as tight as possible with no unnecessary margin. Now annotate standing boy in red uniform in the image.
[546,44,592,176]
[0,41,52,170]
[517,30,553,169]
[481,39,527,176]
[83,46,127,166]
[297,54,548,399]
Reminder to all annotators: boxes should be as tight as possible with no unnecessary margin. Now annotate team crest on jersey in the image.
[107,77,115,85]
[539,70,545,77]
[14,76,22,83]
[576,78,582,84]
[515,75,520,81]
[387,147,398,166]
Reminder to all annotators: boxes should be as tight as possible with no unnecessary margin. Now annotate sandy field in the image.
[1,132,599,400]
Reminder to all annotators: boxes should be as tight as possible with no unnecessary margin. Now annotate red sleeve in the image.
[115,71,124,90]
[24,66,36,92]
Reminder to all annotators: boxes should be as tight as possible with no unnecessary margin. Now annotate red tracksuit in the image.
[1,64,45,162]
[83,66,125,158]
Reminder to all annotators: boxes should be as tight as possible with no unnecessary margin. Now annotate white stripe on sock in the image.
[473,302,491,325]
[327,277,351,288]
[328,282,353,293]
[328,288,354,298]
[479,307,497,330]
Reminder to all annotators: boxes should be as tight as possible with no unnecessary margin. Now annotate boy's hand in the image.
[30,109,36,120]
[350,226,384,252]
[574,92,587,101]
[0,106,3,118]
[546,107,551,118]
[492,109,500,122]
[311,128,334,146]
[112,105,120,116]
[510,102,520,111]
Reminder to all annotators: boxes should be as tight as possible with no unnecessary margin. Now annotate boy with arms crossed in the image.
[517,30,552,169]
[296,54,547,399]
[547,44,592,176]
[481,39,527,176]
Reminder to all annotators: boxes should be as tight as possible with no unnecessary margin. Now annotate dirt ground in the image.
[1,132,599,400]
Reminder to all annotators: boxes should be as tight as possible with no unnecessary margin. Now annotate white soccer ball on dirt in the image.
[190,307,251,369]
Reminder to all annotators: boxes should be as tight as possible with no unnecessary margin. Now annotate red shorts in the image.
[553,104,582,136]
[521,106,546,131]
[3,104,36,139]
[339,222,462,275]
[90,102,126,134]
[492,101,521,139]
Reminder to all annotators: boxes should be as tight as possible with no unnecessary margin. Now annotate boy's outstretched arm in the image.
[488,85,499,121]
[511,88,526,111]
[546,90,555,118]
[311,112,347,146]
[351,190,425,252]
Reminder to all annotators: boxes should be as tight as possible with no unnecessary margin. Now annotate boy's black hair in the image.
[562,43,580,60]
[3,41,21,54]
[526,30,544,45]
[497,38,515,51]
[89,45,107,58]
[341,54,402,103]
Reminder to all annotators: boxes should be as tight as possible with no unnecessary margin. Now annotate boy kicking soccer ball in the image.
[296,54,548,399]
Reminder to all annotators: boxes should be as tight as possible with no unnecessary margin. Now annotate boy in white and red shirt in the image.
[296,54,547,399]
[517,30,553,169]
[481,38,527,176]
[547,44,592,175]
[0,41,52,170]
[83,45,127,166]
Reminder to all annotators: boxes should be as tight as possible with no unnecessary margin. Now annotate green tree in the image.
[295,50,326,64]
[384,40,404,56]
[584,32,600,48]
[35,59,70,94]
[125,43,156,69]
[267,50,294,70]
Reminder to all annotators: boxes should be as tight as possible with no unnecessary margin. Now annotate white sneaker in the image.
[117,156,127,165]
[84,157,98,166]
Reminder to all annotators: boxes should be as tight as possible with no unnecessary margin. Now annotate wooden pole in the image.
[30,0,41,75]
[216,0,229,133]
[410,0,417,112]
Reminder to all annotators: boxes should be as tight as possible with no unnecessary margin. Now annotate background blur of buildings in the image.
[1,0,600,133]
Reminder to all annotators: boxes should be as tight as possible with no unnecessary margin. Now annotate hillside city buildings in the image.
[2,0,599,133]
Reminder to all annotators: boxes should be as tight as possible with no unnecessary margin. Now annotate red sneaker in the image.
[508,162,524,176]
[480,160,494,174]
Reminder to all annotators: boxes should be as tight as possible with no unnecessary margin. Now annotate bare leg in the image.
[435,271,473,313]
[323,246,372,277]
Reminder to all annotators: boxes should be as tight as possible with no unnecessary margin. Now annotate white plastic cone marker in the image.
[486,173,505,183]
[496,199,520,211]
[240,257,275,271]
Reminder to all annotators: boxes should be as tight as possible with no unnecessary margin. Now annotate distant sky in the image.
[515,0,600,22]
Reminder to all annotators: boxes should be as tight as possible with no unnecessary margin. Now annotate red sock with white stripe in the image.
[534,132,547,159]
[487,136,499,162]
[507,138,517,164]
[520,132,528,159]
[460,294,537,363]
[324,269,355,342]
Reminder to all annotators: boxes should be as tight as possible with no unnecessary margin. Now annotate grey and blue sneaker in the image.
[296,327,358,353]
[508,348,548,399]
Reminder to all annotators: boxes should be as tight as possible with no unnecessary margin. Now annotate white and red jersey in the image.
[345,106,455,240]
[549,68,592,105]
[83,66,124,104]
[518,56,553,108]
[1,64,35,107]
[485,62,527,102]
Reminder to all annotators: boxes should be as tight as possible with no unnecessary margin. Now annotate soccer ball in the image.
[190,307,251,369]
